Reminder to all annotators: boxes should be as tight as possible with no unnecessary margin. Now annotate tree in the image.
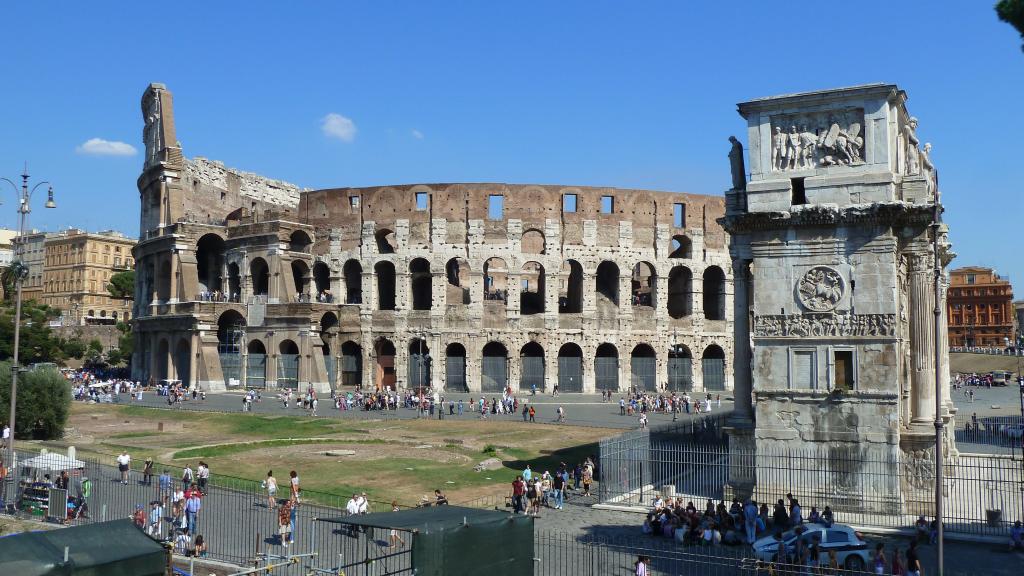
[62,338,86,360]
[87,339,104,362]
[997,0,1024,51]
[107,270,135,300]
[0,362,71,440]
[0,300,66,364]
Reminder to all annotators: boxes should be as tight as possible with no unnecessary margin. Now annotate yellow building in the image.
[41,229,135,325]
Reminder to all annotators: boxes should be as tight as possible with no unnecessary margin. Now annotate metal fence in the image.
[598,430,1024,539]
[955,414,1024,455]
[0,448,394,575]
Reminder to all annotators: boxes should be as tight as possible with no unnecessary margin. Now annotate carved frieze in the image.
[770,108,866,171]
[753,313,896,338]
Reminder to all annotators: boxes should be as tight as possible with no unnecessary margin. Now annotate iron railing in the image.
[598,430,1024,539]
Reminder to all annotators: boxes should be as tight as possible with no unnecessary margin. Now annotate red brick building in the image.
[947,266,1015,347]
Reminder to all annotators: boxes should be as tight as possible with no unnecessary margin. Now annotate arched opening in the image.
[174,339,191,389]
[408,338,431,390]
[343,259,362,304]
[668,266,693,319]
[445,343,467,392]
[313,261,332,301]
[667,344,692,392]
[320,313,339,386]
[112,311,119,321]
[669,235,692,259]
[278,340,300,389]
[246,340,267,388]
[409,258,432,311]
[630,344,657,392]
[521,229,545,255]
[375,261,396,310]
[631,262,656,308]
[289,230,313,253]
[156,339,170,380]
[341,341,363,387]
[445,257,470,305]
[250,258,270,297]
[520,262,545,315]
[375,338,396,391]
[227,263,240,301]
[594,343,619,392]
[595,261,619,310]
[157,260,172,302]
[702,266,726,321]
[702,344,726,391]
[217,310,246,385]
[291,260,311,301]
[196,234,225,295]
[375,229,397,254]
[520,342,545,391]
[481,341,508,392]
[557,343,583,392]
[483,258,507,303]
[559,260,583,313]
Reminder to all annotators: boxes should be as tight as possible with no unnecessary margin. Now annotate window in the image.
[522,279,530,291]
[791,349,815,389]
[488,195,504,220]
[833,350,854,391]
[415,192,429,211]
[673,203,685,228]
[350,196,360,209]
[601,195,614,214]
[563,194,577,213]
[966,274,976,285]
[791,177,807,205]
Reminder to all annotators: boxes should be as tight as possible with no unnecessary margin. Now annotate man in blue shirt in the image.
[184,492,202,535]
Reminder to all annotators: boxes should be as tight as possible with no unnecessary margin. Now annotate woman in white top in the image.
[264,470,278,509]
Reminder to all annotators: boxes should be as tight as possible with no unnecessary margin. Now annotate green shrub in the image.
[0,362,71,440]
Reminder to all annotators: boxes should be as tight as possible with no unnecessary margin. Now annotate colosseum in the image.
[132,84,734,394]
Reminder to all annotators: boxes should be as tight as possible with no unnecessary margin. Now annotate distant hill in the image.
[950,352,1021,376]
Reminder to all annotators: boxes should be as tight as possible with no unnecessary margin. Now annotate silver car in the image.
[751,523,870,571]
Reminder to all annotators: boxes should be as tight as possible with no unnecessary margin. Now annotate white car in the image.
[751,523,869,571]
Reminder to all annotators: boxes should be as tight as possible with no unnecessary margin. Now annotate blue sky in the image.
[0,2,1021,289]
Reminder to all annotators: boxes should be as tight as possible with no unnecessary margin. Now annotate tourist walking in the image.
[264,470,278,508]
[142,457,154,486]
[278,498,293,546]
[197,461,210,494]
[289,470,301,503]
[184,490,202,535]
[116,451,131,485]
[181,463,194,490]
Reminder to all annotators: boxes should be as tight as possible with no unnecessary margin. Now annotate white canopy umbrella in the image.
[19,453,85,471]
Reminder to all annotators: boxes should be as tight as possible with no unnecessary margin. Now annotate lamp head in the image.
[45,187,56,209]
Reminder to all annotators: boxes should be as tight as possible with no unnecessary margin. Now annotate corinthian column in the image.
[730,259,754,426]
[938,275,953,415]
[909,252,936,425]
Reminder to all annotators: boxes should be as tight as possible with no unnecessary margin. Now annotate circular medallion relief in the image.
[797,266,845,312]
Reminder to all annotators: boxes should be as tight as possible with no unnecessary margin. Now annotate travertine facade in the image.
[722,84,956,508]
[131,83,734,393]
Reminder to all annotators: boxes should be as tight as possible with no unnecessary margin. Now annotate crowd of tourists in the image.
[642,493,830,545]
[509,458,595,515]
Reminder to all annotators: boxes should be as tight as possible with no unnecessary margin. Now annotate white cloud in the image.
[411,129,424,140]
[321,113,357,142]
[75,138,137,156]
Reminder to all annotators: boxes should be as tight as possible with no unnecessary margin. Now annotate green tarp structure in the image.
[319,505,533,576]
[0,519,167,576]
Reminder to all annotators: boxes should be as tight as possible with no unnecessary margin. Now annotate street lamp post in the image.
[1,164,56,467]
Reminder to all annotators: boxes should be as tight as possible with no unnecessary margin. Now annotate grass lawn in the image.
[36,402,613,507]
